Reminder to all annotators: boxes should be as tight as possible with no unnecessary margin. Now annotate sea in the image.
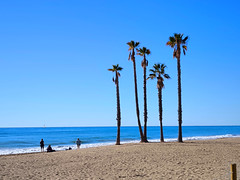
[0,126,240,155]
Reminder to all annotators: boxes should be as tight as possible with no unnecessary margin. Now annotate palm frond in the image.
[126,41,132,46]
[127,42,132,51]
[146,49,151,55]
[148,74,156,80]
[153,64,160,70]
[182,45,187,51]
[182,44,187,55]
[160,63,166,69]
[108,68,114,72]
[166,41,175,48]
[164,74,170,79]
[135,42,140,47]
[117,67,123,71]
[128,52,131,60]
[160,64,166,74]
[182,36,188,43]
[149,69,156,73]
[169,36,175,42]
[137,51,143,56]
[174,33,181,39]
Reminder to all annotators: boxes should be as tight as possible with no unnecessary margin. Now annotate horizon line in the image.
[0,125,240,128]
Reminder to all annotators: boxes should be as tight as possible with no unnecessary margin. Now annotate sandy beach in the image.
[1,138,240,180]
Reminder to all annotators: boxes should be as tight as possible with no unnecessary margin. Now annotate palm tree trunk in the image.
[158,85,164,142]
[177,56,183,142]
[143,58,148,142]
[132,55,144,142]
[116,74,121,145]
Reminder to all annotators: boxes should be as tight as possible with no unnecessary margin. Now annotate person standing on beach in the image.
[76,138,82,149]
[40,139,44,152]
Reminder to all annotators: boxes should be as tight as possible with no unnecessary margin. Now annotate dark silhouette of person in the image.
[47,145,55,152]
[40,139,44,152]
[76,138,82,149]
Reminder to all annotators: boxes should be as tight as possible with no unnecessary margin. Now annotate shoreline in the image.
[1,137,240,179]
[1,134,240,156]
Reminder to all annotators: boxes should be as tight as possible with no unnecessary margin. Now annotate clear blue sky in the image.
[0,0,239,127]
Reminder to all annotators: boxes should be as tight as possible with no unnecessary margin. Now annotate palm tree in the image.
[127,40,145,142]
[108,64,123,145]
[166,33,188,142]
[137,47,151,142]
[148,64,170,142]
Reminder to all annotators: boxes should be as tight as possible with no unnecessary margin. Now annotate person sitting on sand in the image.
[40,139,44,152]
[47,145,55,152]
[76,138,82,149]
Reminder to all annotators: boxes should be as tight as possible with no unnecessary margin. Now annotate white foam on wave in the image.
[1,134,240,155]
[149,134,240,142]
[182,134,240,141]
[0,147,41,155]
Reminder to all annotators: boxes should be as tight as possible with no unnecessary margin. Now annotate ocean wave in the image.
[0,134,239,155]
[151,134,240,142]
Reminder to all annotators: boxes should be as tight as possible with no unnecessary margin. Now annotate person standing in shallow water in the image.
[40,139,44,152]
[76,138,82,149]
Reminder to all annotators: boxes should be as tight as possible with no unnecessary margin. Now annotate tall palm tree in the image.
[148,64,170,142]
[166,33,188,142]
[108,64,123,145]
[137,47,151,142]
[127,40,145,142]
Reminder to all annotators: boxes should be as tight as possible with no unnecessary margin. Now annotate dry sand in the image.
[1,138,240,180]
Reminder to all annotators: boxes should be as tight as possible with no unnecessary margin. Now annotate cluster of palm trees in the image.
[108,33,188,145]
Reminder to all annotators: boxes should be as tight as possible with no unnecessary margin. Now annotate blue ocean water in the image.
[0,126,240,155]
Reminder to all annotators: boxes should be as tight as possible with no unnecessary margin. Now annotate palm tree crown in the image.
[148,64,170,88]
[108,64,123,84]
[108,64,123,72]
[137,47,151,68]
[166,33,188,58]
[127,41,140,61]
